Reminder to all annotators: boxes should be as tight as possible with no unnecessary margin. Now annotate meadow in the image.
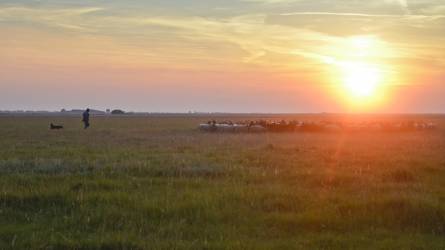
[0,114,445,249]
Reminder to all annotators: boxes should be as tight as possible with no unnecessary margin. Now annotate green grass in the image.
[1,115,445,249]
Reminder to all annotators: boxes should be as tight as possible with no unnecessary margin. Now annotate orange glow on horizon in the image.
[1,2,445,112]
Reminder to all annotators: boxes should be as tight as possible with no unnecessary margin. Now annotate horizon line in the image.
[1,110,444,116]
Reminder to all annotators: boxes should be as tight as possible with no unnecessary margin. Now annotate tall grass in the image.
[0,115,444,249]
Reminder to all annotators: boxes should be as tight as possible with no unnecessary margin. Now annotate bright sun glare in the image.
[341,61,382,98]
[326,36,387,105]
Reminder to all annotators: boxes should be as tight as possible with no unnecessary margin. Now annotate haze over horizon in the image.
[1,0,444,113]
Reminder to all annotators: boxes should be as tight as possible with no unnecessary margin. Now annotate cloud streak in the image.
[1,1,445,112]
[279,11,445,19]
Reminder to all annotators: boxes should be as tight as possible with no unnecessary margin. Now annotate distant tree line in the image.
[111,109,125,115]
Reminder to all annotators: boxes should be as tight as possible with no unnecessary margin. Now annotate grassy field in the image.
[1,115,445,249]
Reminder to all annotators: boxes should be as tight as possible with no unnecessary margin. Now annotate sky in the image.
[1,0,444,113]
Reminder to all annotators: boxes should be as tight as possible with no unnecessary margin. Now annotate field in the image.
[1,115,445,249]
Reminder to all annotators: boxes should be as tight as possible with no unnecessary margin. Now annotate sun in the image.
[341,61,382,98]
[323,35,390,107]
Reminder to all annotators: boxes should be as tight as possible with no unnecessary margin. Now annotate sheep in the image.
[426,122,437,130]
[216,124,235,132]
[198,119,437,134]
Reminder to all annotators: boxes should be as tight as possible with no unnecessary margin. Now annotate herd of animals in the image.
[48,118,437,133]
[199,120,438,133]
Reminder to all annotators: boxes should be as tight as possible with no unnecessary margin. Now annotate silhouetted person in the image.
[82,108,90,129]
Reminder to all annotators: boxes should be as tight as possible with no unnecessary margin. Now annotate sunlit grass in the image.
[0,115,445,249]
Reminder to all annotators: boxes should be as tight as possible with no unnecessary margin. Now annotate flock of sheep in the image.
[199,120,437,133]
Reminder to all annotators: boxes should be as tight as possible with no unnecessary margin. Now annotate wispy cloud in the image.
[279,11,445,19]
[390,0,410,14]
[0,6,103,31]
[420,4,445,15]
[1,2,444,77]
[280,12,402,17]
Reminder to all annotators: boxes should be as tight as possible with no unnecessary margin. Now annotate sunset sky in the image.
[1,0,444,113]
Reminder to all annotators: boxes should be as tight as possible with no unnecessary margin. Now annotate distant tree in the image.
[106,109,111,113]
[111,109,125,115]
[61,108,66,112]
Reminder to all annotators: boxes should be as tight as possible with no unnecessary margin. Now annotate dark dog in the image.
[50,123,64,130]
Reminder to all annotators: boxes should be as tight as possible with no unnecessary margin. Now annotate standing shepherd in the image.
[82,108,90,129]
